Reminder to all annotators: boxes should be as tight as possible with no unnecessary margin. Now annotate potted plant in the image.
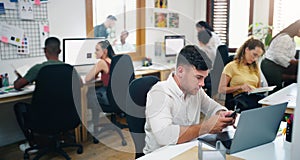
[249,22,273,47]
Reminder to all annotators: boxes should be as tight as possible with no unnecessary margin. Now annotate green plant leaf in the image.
[265,33,272,46]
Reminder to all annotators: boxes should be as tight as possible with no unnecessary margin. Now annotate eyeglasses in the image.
[251,52,261,59]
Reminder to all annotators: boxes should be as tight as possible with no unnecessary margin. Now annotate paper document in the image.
[248,86,276,94]
[258,83,297,108]
[11,64,30,77]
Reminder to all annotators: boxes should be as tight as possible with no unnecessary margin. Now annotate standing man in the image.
[144,45,235,154]
[94,15,117,38]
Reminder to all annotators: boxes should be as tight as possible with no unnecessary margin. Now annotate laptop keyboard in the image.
[216,131,233,149]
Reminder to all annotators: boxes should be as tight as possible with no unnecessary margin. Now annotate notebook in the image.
[198,102,287,154]
[248,85,276,95]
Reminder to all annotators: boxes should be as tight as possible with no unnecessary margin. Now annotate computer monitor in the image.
[164,35,185,57]
[63,38,105,66]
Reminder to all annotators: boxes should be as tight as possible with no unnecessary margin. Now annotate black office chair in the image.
[23,64,83,160]
[204,45,229,97]
[125,76,159,159]
[91,54,135,146]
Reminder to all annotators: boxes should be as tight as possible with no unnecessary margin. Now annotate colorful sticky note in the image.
[35,0,41,5]
[1,36,9,43]
[0,3,5,14]
[44,25,49,32]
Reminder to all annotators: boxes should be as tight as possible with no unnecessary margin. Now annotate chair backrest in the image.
[105,54,135,113]
[209,45,229,97]
[126,76,159,158]
[29,64,82,134]
[217,45,229,65]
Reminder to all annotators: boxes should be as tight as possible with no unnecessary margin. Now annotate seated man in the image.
[143,45,235,154]
[13,37,64,152]
[113,30,135,53]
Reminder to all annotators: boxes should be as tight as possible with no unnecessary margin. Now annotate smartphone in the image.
[226,108,240,118]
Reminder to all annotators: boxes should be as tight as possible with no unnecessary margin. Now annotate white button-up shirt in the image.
[265,33,296,68]
[143,73,227,154]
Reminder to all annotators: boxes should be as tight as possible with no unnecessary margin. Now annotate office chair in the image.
[23,64,83,160]
[91,54,135,146]
[125,76,159,159]
[204,45,229,97]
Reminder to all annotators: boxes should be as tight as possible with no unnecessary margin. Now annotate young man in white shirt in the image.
[144,45,235,154]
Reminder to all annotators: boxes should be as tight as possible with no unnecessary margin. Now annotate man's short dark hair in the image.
[45,37,60,54]
[177,45,212,70]
[107,15,117,21]
[198,29,212,45]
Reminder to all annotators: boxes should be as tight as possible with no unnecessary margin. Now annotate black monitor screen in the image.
[63,38,105,66]
[165,35,185,57]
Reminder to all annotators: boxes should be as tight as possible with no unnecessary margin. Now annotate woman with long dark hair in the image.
[85,40,116,133]
[85,40,115,84]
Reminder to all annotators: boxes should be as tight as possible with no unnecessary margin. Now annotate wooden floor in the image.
[0,128,136,160]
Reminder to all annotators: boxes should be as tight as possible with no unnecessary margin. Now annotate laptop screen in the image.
[198,102,287,154]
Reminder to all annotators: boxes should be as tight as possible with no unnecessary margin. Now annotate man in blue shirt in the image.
[94,15,117,38]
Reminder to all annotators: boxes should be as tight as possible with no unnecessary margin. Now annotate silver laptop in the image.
[198,102,287,154]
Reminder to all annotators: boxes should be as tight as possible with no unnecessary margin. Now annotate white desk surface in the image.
[138,123,291,160]
[135,63,175,71]
[0,85,35,99]
[259,83,297,109]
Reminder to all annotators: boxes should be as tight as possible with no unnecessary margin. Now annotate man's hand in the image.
[14,70,23,79]
[200,113,235,134]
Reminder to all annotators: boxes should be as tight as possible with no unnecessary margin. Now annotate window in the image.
[207,0,229,45]
[85,0,145,60]
[207,0,253,49]
[271,0,300,48]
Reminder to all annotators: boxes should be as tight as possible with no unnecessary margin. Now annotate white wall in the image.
[0,0,86,146]
[48,0,86,39]
[253,0,269,25]
[144,0,206,64]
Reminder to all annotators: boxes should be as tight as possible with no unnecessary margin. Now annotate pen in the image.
[4,87,14,92]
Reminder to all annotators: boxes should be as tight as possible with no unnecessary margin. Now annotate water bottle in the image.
[3,73,9,87]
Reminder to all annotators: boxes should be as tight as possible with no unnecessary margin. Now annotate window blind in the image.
[212,0,229,45]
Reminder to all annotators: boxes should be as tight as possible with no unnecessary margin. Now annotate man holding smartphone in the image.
[144,45,236,154]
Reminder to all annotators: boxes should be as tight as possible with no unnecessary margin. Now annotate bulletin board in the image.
[0,3,49,60]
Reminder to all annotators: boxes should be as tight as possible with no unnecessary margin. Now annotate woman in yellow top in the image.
[218,38,265,111]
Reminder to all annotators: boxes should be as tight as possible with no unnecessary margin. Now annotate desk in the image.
[0,85,34,104]
[135,68,173,81]
[137,124,291,160]
[259,83,297,114]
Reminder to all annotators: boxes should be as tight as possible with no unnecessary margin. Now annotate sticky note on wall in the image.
[35,0,41,5]
[1,36,8,43]
[44,25,49,32]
